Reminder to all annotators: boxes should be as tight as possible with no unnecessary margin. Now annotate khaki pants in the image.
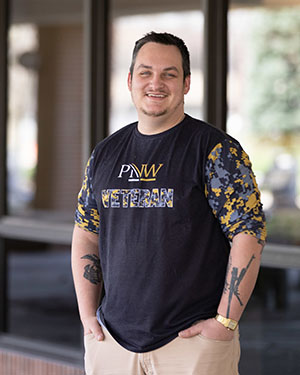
[84,325,240,375]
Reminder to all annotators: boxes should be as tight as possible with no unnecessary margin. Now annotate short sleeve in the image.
[75,150,100,234]
[205,138,267,242]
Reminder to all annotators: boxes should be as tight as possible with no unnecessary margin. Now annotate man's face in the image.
[128,42,190,122]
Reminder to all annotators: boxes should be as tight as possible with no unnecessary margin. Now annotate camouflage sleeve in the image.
[75,151,100,234]
[205,138,267,242]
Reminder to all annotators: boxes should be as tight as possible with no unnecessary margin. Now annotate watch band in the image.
[215,314,238,331]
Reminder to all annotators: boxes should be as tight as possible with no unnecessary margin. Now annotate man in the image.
[72,32,266,375]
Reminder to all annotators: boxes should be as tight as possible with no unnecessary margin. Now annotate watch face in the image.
[228,321,237,330]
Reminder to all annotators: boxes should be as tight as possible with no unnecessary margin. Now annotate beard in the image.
[141,108,168,117]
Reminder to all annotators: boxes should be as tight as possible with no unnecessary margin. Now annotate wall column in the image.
[203,0,228,131]
[0,0,9,332]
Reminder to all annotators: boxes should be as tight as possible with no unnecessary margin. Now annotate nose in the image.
[149,72,164,90]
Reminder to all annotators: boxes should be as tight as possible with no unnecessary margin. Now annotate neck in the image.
[137,112,185,135]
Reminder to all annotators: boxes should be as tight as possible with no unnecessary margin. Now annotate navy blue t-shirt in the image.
[75,114,266,352]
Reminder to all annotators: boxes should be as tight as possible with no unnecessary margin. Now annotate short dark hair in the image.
[129,31,191,80]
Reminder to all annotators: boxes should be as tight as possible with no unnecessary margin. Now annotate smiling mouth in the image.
[146,93,167,98]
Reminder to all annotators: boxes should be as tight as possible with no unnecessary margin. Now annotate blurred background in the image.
[0,0,300,374]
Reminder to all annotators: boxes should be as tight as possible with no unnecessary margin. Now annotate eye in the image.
[163,72,177,79]
[139,71,151,77]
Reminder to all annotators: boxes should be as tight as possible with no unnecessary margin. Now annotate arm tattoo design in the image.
[224,254,256,318]
[223,255,232,294]
[81,254,102,285]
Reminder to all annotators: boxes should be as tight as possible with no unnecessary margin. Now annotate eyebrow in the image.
[136,64,179,73]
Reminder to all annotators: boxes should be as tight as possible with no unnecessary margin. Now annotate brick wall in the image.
[0,349,83,375]
[35,24,84,212]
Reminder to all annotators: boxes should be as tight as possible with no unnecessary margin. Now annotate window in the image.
[228,2,300,246]
[6,0,85,349]
[8,2,84,217]
[228,2,300,374]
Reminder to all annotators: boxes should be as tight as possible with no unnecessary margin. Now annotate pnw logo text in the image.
[118,163,163,182]
[101,163,174,209]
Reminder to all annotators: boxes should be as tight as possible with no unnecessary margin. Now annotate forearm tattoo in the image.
[223,255,232,295]
[81,254,102,285]
[224,254,256,318]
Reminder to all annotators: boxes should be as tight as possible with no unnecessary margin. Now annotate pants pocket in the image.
[192,332,240,374]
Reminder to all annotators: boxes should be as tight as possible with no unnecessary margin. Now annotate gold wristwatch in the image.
[215,314,238,331]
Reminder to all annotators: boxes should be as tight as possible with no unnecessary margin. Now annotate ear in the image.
[184,75,191,95]
[127,72,132,91]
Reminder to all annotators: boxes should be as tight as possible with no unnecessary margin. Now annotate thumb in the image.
[179,324,201,338]
[91,322,105,341]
